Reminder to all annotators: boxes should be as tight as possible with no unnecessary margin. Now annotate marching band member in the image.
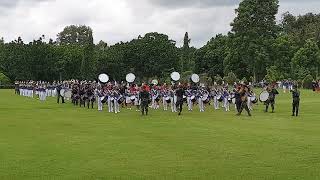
[291,85,300,116]
[213,88,220,110]
[139,84,150,116]
[169,86,176,113]
[161,84,169,111]
[134,85,140,111]
[197,87,205,112]
[56,83,65,104]
[247,89,257,111]
[151,86,156,109]
[107,86,114,113]
[95,85,103,111]
[186,86,193,111]
[79,84,86,107]
[39,82,47,101]
[125,86,132,110]
[265,84,279,113]
[113,87,121,114]
[175,84,185,115]
[53,81,57,97]
[236,84,252,116]
[223,89,230,112]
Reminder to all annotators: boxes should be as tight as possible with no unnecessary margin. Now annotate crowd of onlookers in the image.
[254,79,320,92]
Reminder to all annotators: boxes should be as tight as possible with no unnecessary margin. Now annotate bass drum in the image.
[118,96,124,104]
[191,95,196,102]
[250,96,258,104]
[64,90,72,99]
[259,91,269,102]
[60,89,65,97]
[165,97,171,103]
[202,95,210,104]
[101,96,107,103]
[130,95,136,101]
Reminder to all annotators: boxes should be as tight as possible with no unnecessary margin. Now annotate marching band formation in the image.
[14,72,302,117]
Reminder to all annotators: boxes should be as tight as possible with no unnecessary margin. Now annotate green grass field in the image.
[0,89,320,180]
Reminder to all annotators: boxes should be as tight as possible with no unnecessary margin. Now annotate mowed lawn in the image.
[0,89,320,180]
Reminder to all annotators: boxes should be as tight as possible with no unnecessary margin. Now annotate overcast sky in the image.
[0,0,320,47]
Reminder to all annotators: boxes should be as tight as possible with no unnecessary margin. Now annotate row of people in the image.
[15,80,300,116]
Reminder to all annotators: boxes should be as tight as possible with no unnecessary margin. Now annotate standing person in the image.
[214,89,221,110]
[197,87,205,112]
[175,84,185,115]
[169,86,176,113]
[265,85,279,113]
[139,85,150,116]
[134,85,141,112]
[291,85,300,116]
[234,87,242,113]
[113,88,121,114]
[223,89,230,112]
[186,86,193,111]
[161,85,169,111]
[151,86,159,109]
[39,82,47,101]
[107,87,114,113]
[96,85,103,111]
[56,83,65,104]
[14,81,20,95]
[237,84,252,116]
[125,86,132,110]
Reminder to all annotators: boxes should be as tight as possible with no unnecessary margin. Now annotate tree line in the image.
[0,0,320,85]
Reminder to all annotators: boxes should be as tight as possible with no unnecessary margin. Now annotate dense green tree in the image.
[57,25,93,46]
[281,12,320,46]
[195,34,228,78]
[2,9,320,84]
[265,66,283,83]
[223,72,238,84]
[180,32,196,72]
[227,0,279,81]
[0,72,11,85]
[271,34,298,78]
[292,40,320,79]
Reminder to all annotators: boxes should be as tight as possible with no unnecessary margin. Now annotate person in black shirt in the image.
[291,85,300,116]
[265,85,279,113]
[139,85,150,116]
[175,85,185,116]
[56,84,65,104]
[236,85,251,116]
[234,86,242,113]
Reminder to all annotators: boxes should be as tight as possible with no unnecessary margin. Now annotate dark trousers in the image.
[238,101,251,116]
[141,101,148,115]
[87,97,95,109]
[57,94,65,104]
[235,101,242,113]
[265,100,275,112]
[176,100,183,114]
[292,101,300,116]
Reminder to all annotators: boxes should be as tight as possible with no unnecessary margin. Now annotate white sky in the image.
[0,0,319,47]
